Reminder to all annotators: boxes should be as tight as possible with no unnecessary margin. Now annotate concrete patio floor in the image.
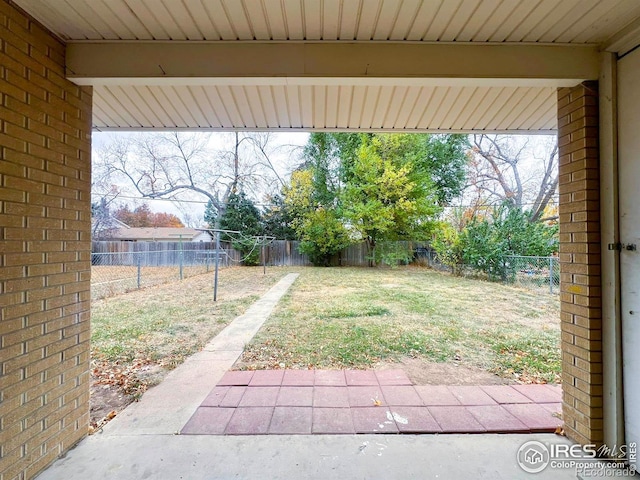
[35,272,597,479]
[38,433,586,480]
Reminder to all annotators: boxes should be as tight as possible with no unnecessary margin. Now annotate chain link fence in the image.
[503,255,560,294]
[416,249,560,294]
[91,240,560,300]
[91,247,239,300]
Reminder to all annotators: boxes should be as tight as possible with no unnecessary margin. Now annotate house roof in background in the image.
[109,227,212,241]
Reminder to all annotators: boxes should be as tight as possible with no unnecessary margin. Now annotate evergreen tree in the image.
[218,191,263,265]
[262,194,296,240]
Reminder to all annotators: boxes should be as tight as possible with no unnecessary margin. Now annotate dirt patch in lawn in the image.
[375,357,514,386]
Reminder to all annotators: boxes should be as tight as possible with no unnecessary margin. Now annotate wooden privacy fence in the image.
[91,241,242,266]
[92,240,430,267]
[262,240,311,266]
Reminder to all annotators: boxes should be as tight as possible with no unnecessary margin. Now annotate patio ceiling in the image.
[15,0,640,132]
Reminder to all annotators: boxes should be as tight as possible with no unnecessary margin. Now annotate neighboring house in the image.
[108,227,213,243]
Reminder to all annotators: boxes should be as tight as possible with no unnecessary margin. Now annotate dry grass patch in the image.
[91,265,215,300]
[237,267,560,384]
[90,266,294,428]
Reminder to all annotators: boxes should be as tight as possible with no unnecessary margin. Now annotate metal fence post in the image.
[549,256,553,294]
[137,254,141,290]
[214,231,220,302]
[178,235,184,280]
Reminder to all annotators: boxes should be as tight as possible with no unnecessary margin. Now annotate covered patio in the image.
[1,0,640,477]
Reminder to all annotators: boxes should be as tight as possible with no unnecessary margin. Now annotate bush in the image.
[460,206,558,281]
[431,223,464,275]
[297,207,352,266]
[369,242,413,267]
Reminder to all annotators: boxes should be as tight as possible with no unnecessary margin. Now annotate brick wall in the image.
[0,1,92,478]
[557,82,603,445]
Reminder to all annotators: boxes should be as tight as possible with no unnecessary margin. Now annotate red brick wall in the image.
[557,82,603,445]
[0,1,92,478]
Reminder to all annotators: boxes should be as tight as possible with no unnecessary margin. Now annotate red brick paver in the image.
[428,406,486,433]
[389,407,441,433]
[181,369,564,436]
[312,408,354,434]
[218,370,253,386]
[269,407,313,434]
[276,386,314,407]
[314,370,346,386]
[225,407,274,435]
[414,385,461,406]
[512,384,562,403]
[351,408,398,434]
[347,386,386,407]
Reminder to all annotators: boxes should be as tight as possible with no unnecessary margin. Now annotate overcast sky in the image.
[92,131,311,226]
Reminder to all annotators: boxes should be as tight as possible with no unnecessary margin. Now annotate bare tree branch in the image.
[468,134,558,222]
[93,132,297,228]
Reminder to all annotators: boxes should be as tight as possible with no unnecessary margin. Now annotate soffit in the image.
[16,0,640,47]
[15,0,640,132]
[92,83,557,132]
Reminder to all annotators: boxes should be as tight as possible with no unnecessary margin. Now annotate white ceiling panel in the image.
[90,83,557,132]
[16,0,640,133]
[17,0,640,47]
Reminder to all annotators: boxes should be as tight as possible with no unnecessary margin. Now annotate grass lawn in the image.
[90,264,560,429]
[89,266,293,427]
[237,266,561,384]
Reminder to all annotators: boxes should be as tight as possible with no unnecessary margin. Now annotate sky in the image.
[92,131,311,226]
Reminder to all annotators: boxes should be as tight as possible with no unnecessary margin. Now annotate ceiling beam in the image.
[66,42,599,85]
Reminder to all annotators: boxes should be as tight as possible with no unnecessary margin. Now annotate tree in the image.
[261,194,296,240]
[212,191,263,266]
[91,152,123,239]
[367,133,469,206]
[151,212,184,228]
[431,222,464,275]
[297,207,352,267]
[95,131,290,229]
[113,203,184,228]
[468,134,558,222]
[301,132,468,206]
[460,205,558,280]
[91,197,118,239]
[290,132,468,266]
[341,138,440,265]
[284,170,351,266]
[216,191,262,236]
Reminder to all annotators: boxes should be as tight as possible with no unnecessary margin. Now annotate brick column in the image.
[0,1,92,478]
[557,82,603,445]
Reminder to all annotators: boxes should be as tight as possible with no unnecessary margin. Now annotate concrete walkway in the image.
[35,272,593,479]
